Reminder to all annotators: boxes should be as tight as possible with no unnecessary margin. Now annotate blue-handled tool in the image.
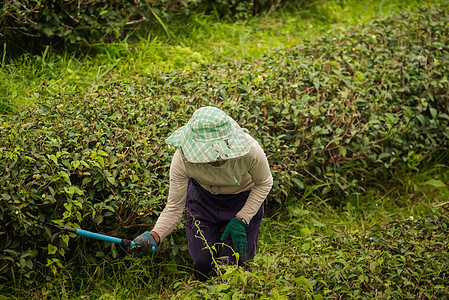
[27,212,156,253]
[55,224,135,246]
[49,224,155,252]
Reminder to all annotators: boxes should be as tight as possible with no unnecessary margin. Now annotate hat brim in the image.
[165,117,251,163]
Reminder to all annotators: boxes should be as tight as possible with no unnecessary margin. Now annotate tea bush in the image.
[172,213,449,299]
[1,0,146,47]
[0,0,293,52]
[1,2,448,286]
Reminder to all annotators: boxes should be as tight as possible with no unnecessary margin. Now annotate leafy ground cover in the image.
[3,166,448,299]
[1,0,449,299]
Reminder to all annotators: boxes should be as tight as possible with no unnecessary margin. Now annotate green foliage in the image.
[201,0,287,19]
[1,0,143,47]
[0,90,178,285]
[0,0,294,52]
[165,174,449,299]
[4,180,446,299]
[185,213,449,299]
[0,0,435,114]
[254,3,449,200]
[1,1,449,297]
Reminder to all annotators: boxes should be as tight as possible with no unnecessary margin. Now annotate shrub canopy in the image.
[0,2,448,285]
[0,0,289,52]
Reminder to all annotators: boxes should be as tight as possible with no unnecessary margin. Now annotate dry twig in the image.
[433,202,449,208]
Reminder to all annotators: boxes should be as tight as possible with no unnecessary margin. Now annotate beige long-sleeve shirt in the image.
[152,134,273,241]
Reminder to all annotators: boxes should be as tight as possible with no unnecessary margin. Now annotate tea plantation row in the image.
[172,213,449,299]
[1,3,448,286]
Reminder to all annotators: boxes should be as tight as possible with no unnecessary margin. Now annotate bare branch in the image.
[433,202,449,208]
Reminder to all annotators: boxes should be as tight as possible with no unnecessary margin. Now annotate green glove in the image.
[131,231,157,255]
[220,218,247,258]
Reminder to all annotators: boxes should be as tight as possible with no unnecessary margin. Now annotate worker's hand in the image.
[220,218,247,259]
[131,231,157,255]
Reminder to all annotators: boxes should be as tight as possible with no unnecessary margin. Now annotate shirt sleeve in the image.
[235,141,273,224]
[151,150,188,241]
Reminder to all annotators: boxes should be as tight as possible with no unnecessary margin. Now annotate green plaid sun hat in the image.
[165,106,251,163]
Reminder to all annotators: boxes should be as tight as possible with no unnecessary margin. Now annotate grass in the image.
[0,0,437,116]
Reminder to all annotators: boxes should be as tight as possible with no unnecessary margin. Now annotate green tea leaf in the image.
[48,244,57,255]
[423,179,446,188]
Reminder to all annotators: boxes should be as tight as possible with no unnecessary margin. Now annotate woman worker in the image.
[131,106,273,281]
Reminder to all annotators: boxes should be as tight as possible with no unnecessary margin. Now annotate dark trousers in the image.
[184,178,264,281]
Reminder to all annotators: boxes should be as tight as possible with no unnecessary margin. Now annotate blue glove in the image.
[131,231,157,255]
[220,218,247,259]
